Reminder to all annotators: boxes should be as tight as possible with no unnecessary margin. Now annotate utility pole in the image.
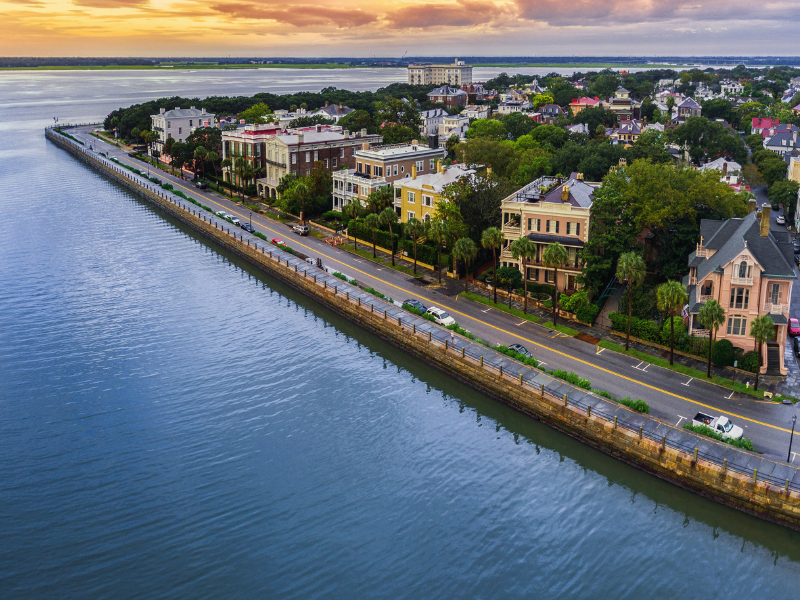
[789,415,797,463]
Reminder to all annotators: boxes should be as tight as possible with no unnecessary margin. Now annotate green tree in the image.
[427,220,449,285]
[239,102,273,124]
[453,237,478,291]
[206,150,220,178]
[163,136,175,158]
[379,207,399,266]
[375,98,421,130]
[364,213,380,258]
[542,242,568,325]
[287,115,334,129]
[510,236,536,313]
[193,145,207,179]
[531,93,554,110]
[748,314,775,391]
[768,179,800,220]
[616,252,647,350]
[144,130,160,159]
[381,123,418,145]
[656,280,688,365]
[496,266,523,307]
[406,217,425,275]
[697,299,726,378]
[343,202,361,251]
[481,226,504,303]
[366,185,394,214]
[465,119,508,141]
[337,110,375,134]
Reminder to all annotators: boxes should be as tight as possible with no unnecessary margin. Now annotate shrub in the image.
[659,316,687,346]
[739,350,759,373]
[593,390,614,399]
[445,322,480,341]
[493,344,540,368]
[711,339,735,367]
[560,290,589,313]
[618,396,650,414]
[576,303,600,325]
[547,369,591,389]
[321,210,342,221]
[364,287,386,300]
[683,423,755,451]
[161,182,174,191]
[332,272,347,281]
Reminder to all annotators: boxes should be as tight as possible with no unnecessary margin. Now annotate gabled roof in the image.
[693,212,796,284]
[152,107,212,119]
[541,173,595,208]
[752,117,779,129]
[428,86,467,97]
[315,104,354,118]
[614,120,642,135]
[699,157,742,172]
[677,97,701,109]
[616,87,629,93]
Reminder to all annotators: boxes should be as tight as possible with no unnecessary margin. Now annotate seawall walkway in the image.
[47,125,800,531]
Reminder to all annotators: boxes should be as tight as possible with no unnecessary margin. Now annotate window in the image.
[701,281,712,296]
[291,153,297,165]
[400,166,405,173]
[430,159,436,170]
[422,195,433,207]
[178,127,182,135]
[547,220,559,234]
[729,287,749,309]
[375,166,383,177]
[395,187,401,198]
[568,247,577,267]
[365,164,372,176]
[544,270,555,284]
[407,211,415,221]
[416,160,424,171]
[306,169,310,175]
[527,218,541,232]
[189,120,193,126]
[305,152,310,162]
[167,121,171,129]
[340,148,345,158]
[324,159,329,168]
[393,165,398,176]
[352,147,356,156]
[357,162,362,172]
[738,261,751,278]
[332,158,337,167]
[567,222,581,235]
[771,283,782,305]
[726,316,747,336]
[526,267,539,281]
[314,151,319,161]
[407,191,416,203]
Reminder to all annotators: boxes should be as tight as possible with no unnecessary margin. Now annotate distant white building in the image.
[720,79,744,96]
[312,102,354,123]
[462,105,491,120]
[420,108,447,137]
[150,106,215,155]
[438,115,470,145]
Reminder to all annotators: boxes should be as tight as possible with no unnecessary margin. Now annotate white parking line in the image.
[791,452,798,464]
[482,308,492,313]
[682,377,693,386]
[517,320,527,326]
[676,415,687,426]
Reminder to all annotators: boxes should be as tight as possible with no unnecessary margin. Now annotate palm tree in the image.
[453,237,478,292]
[378,207,399,266]
[206,150,220,179]
[615,252,647,351]
[367,185,394,214]
[749,314,775,391]
[697,299,725,378]
[342,202,360,251]
[145,130,160,161]
[193,145,207,180]
[427,220,448,284]
[364,213,380,258]
[542,242,568,325]
[656,280,688,365]
[510,237,536,314]
[239,162,256,199]
[406,217,425,275]
[481,226,504,303]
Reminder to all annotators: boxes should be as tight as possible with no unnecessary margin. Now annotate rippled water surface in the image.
[1,69,800,598]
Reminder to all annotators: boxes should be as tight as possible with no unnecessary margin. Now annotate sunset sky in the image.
[3,0,800,57]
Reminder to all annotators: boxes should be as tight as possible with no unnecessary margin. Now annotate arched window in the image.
[739,261,747,278]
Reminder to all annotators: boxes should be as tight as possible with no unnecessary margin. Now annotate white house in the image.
[420,108,447,137]
[438,115,470,145]
[150,106,215,155]
[720,79,744,96]
[462,105,490,120]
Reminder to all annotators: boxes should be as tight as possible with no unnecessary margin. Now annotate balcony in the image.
[501,248,514,259]
[265,158,286,168]
[731,276,753,286]
[698,294,713,302]
[764,303,790,314]
[502,224,521,236]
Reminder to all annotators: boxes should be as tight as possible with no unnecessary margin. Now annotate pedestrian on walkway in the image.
[451,330,455,347]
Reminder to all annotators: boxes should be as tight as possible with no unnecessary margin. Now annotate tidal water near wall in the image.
[2,69,800,598]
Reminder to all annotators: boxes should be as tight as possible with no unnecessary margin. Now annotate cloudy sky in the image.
[3,0,800,57]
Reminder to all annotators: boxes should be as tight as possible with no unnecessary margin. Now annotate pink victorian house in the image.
[685,202,796,375]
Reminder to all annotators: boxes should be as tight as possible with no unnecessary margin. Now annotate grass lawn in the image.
[339,244,417,276]
[598,340,797,403]
[459,291,541,323]
[542,322,580,336]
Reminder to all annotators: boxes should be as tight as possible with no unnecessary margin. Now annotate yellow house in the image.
[397,162,475,223]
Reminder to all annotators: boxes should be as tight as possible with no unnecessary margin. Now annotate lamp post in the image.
[789,415,797,463]
[249,212,252,227]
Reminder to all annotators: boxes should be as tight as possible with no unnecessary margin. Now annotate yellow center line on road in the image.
[151,162,793,435]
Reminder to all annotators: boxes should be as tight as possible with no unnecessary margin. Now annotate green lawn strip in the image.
[596,340,796,401]
[458,291,541,323]
[541,321,580,336]
[337,243,417,276]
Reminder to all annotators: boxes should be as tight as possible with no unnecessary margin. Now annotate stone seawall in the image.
[48,128,800,531]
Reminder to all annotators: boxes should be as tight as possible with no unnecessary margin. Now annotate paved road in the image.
[72,127,800,461]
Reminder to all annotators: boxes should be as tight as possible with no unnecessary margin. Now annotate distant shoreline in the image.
[1,62,704,72]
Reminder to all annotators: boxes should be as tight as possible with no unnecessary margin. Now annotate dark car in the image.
[793,240,800,255]
[508,343,531,357]
[403,299,427,313]
[241,222,255,233]
[194,180,208,189]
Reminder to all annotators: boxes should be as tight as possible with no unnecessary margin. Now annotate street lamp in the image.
[249,212,252,227]
[789,415,797,463]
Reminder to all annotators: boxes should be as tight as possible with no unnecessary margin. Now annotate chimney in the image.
[160,108,165,114]
[619,157,627,167]
[175,107,180,111]
[412,165,417,180]
[562,184,570,202]
[722,161,728,174]
[202,108,206,115]
[315,124,322,132]
[190,105,195,110]
[437,160,443,174]
[361,142,369,151]
[760,205,771,237]
[344,130,350,139]
[325,101,329,107]
[486,166,492,177]
[338,103,343,111]
[748,198,757,214]
[361,128,367,137]
[576,172,584,180]
[297,133,304,144]
[411,139,419,146]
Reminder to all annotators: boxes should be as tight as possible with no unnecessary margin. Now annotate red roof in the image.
[569,96,600,107]
[752,117,779,130]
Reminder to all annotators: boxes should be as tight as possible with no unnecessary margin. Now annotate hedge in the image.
[349,220,399,253]
[575,304,599,324]
[402,239,449,268]
[609,311,709,358]
[683,423,756,451]
[739,350,759,373]
[712,339,735,367]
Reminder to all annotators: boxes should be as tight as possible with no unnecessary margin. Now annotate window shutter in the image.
[555,221,559,233]
[545,220,550,232]
[576,223,580,236]
[537,219,541,232]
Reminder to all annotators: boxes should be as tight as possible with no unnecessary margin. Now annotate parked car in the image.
[425,307,455,326]
[194,180,208,189]
[241,223,255,233]
[293,225,309,236]
[271,238,285,246]
[229,216,240,226]
[793,239,800,255]
[777,214,786,225]
[790,318,800,336]
[403,299,427,313]
[508,343,531,357]
[794,336,800,358]
[216,211,229,219]
[691,413,744,440]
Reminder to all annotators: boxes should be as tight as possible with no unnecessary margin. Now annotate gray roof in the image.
[678,97,701,109]
[428,86,467,97]
[152,107,212,119]
[693,213,796,284]
[315,104,354,118]
[541,173,594,208]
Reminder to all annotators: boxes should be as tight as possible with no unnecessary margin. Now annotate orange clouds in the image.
[209,3,377,28]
